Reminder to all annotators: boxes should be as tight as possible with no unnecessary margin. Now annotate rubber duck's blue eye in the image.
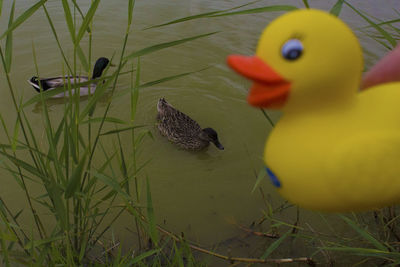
[281,39,303,61]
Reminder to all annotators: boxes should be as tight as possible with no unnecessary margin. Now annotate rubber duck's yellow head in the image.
[228,9,363,110]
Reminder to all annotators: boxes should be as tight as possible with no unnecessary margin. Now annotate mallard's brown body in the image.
[157,98,224,151]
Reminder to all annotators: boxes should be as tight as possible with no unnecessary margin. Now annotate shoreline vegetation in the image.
[0,0,399,266]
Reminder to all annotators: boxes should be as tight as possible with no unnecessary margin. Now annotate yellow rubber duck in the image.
[228,9,400,212]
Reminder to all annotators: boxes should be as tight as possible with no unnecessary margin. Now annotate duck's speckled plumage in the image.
[157,98,224,151]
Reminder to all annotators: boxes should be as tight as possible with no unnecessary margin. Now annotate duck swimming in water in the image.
[157,98,224,151]
[28,57,110,98]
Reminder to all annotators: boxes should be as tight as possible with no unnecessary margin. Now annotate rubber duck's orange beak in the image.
[227,55,290,108]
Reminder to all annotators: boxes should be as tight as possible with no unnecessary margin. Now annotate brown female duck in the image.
[157,98,224,151]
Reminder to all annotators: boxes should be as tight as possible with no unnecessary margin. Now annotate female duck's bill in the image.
[27,57,111,96]
[200,128,224,150]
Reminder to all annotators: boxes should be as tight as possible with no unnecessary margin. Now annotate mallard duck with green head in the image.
[28,57,110,98]
[157,98,224,151]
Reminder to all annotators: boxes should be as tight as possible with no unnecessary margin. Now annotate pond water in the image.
[0,0,399,263]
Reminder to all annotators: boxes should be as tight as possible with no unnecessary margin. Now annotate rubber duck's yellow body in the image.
[228,9,400,212]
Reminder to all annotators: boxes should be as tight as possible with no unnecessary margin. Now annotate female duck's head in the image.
[92,57,110,79]
[199,128,224,150]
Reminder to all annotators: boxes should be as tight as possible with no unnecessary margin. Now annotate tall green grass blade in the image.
[146,177,158,246]
[78,234,88,262]
[0,0,46,40]
[0,0,2,17]
[68,119,78,164]
[172,242,184,266]
[79,62,120,121]
[42,6,72,73]
[22,115,46,183]
[91,171,130,199]
[49,116,66,167]
[82,8,132,181]
[146,11,222,29]
[114,68,209,99]
[0,47,47,242]
[52,117,65,149]
[48,181,67,231]
[0,113,11,142]
[323,247,400,260]
[372,16,400,35]
[11,115,20,152]
[70,0,85,20]
[393,11,400,34]
[100,125,145,136]
[61,0,76,43]
[0,232,11,267]
[260,109,275,127]
[0,151,43,179]
[386,21,400,35]
[88,154,117,196]
[33,45,66,185]
[130,55,141,230]
[131,59,140,122]
[5,0,15,73]
[77,45,89,72]
[78,85,103,121]
[145,1,262,29]
[65,150,87,199]
[330,0,344,17]
[359,12,400,34]
[89,207,129,256]
[251,168,266,193]
[128,0,135,26]
[345,1,397,48]
[124,32,218,60]
[113,244,123,264]
[44,123,63,179]
[3,165,23,188]
[127,249,160,265]
[116,132,129,193]
[83,117,129,125]
[0,144,24,151]
[368,35,392,51]
[24,236,64,249]
[302,0,310,8]
[76,0,100,44]
[0,46,40,171]
[340,215,388,251]
[261,230,291,259]
[209,5,297,17]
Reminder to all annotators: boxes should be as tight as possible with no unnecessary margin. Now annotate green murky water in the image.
[0,0,399,263]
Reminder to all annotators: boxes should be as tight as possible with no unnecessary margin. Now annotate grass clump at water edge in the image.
[0,0,221,265]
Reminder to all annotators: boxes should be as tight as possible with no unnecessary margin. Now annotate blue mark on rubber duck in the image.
[265,167,281,188]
